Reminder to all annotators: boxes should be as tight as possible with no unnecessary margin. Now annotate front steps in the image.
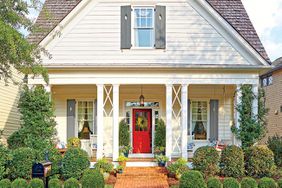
[115,167,169,188]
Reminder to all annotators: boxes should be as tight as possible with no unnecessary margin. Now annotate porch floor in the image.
[114,167,169,188]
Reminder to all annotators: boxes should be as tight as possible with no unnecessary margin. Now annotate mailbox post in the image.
[32,161,52,188]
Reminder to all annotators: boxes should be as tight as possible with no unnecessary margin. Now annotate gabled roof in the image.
[28,0,270,63]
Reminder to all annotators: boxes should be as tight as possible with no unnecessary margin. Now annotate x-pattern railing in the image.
[103,85,113,117]
[172,85,182,154]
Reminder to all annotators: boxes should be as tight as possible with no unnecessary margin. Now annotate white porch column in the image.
[252,84,259,117]
[112,84,119,161]
[97,84,104,159]
[235,85,242,129]
[181,84,188,159]
[166,84,173,161]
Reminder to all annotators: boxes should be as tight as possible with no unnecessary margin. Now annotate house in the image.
[28,0,271,162]
[261,57,282,142]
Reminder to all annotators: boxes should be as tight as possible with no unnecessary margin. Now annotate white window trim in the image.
[75,99,96,138]
[189,99,210,142]
[131,6,155,49]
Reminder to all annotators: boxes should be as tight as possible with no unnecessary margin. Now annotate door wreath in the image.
[136,116,148,131]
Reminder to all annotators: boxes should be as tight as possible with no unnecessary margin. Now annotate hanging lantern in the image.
[139,85,145,107]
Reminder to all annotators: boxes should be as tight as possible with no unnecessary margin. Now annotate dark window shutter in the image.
[187,99,191,135]
[155,5,166,49]
[210,100,219,141]
[67,99,76,139]
[121,5,132,49]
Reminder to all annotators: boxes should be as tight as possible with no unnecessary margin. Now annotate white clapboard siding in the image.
[42,1,249,66]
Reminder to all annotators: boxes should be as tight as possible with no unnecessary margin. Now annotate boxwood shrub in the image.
[0,179,11,188]
[48,178,61,188]
[258,177,277,188]
[223,177,240,188]
[11,178,28,188]
[193,146,220,177]
[48,148,63,177]
[277,179,282,188]
[63,178,80,188]
[179,170,207,188]
[10,147,35,180]
[241,177,258,188]
[220,145,244,178]
[81,170,104,188]
[245,146,276,178]
[207,177,222,188]
[267,135,282,167]
[0,145,11,180]
[61,148,90,179]
[29,178,44,188]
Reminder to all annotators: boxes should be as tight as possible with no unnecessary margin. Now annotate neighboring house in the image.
[28,0,271,161]
[261,57,282,142]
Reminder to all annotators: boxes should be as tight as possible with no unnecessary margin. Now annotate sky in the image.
[26,0,282,62]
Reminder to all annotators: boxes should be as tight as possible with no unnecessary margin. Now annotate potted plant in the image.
[166,158,188,179]
[117,155,128,167]
[154,146,166,156]
[94,158,114,181]
[155,154,168,167]
[119,145,132,157]
[116,165,124,174]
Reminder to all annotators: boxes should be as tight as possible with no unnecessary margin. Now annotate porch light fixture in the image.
[139,85,145,107]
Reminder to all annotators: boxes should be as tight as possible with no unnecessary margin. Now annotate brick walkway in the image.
[114,167,169,188]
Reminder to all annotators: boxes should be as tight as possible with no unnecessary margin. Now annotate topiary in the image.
[0,145,11,180]
[207,177,222,188]
[11,178,28,188]
[119,119,130,147]
[241,177,258,188]
[220,145,244,178]
[29,178,44,188]
[61,148,90,179]
[81,170,104,188]
[48,178,62,188]
[63,178,80,188]
[10,147,35,180]
[223,177,240,188]
[154,119,166,149]
[179,170,207,188]
[193,146,220,177]
[277,179,282,188]
[267,135,282,167]
[245,146,276,178]
[0,179,11,188]
[258,177,277,188]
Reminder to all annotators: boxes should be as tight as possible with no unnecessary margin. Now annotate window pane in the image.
[191,101,208,140]
[78,101,94,139]
[135,29,154,47]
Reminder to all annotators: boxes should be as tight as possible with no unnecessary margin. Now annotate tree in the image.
[232,85,267,149]
[0,0,48,83]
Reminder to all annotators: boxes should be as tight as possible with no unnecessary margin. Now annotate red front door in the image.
[132,109,152,153]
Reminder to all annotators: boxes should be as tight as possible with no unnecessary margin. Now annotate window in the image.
[262,75,273,87]
[191,101,208,140]
[268,76,273,85]
[77,101,95,139]
[263,78,268,87]
[133,7,154,48]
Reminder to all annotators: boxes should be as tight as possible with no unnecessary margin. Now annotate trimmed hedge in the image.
[193,146,220,177]
[63,178,80,188]
[11,178,28,188]
[245,146,276,178]
[81,170,104,188]
[48,148,63,176]
[220,145,244,178]
[241,177,258,188]
[0,145,11,180]
[10,147,35,180]
[207,177,222,188]
[258,177,277,188]
[179,170,207,188]
[29,178,44,188]
[48,178,61,188]
[0,179,11,188]
[223,177,240,188]
[61,148,90,179]
[278,179,282,188]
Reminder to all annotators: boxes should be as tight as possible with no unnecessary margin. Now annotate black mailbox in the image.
[32,161,52,178]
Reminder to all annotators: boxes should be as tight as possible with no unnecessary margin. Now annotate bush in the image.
[167,158,188,177]
[277,179,282,188]
[0,145,11,179]
[11,178,28,188]
[193,146,220,177]
[223,177,240,188]
[207,177,222,188]
[220,145,244,178]
[81,170,104,188]
[154,119,166,149]
[48,148,63,176]
[0,179,11,188]
[245,146,276,178]
[61,148,90,179]
[63,178,80,188]
[258,177,277,188]
[29,178,44,188]
[10,147,35,180]
[241,177,258,188]
[48,178,61,188]
[67,137,81,148]
[119,119,130,147]
[179,170,207,188]
[94,158,114,173]
[267,135,282,167]
[7,131,25,150]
